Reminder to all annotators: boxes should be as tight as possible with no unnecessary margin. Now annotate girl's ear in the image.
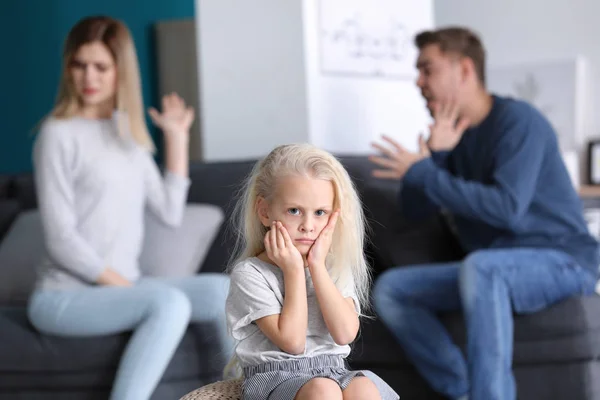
[256,196,271,227]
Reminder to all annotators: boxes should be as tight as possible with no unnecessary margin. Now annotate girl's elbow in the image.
[332,327,358,346]
[333,334,356,346]
[281,339,305,355]
[160,211,184,227]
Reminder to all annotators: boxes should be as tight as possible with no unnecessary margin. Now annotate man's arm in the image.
[398,182,440,221]
[403,114,544,230]
[398,149,450,222]
[430,150,451,169]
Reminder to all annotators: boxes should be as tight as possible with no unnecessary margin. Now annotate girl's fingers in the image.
[268,222,277,253]
[280,223,294,248]
[328,210,340,231]
[275,222,286,249]
[264,229,272,256]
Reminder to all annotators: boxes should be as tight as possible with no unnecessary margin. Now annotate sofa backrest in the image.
[0,156,463,276]
[183,155,464,274]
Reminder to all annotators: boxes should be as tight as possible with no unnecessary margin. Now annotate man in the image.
[369,26,599,400]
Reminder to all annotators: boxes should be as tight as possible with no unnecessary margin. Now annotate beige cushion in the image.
[179,378,243,400]
[0,204,223,306]
[140,203,224,277]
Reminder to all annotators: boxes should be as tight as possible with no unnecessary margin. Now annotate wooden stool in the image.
[179,378,243,400]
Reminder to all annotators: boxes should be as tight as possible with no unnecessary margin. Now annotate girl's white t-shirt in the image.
[226,257,360,368]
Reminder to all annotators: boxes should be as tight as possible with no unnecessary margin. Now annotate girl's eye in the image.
[287,208,300,215]
[315,210,327,217]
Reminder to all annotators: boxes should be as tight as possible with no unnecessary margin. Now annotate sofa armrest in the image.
[0,200,21,242]
[0,176,10,200]
[10,175,36,210]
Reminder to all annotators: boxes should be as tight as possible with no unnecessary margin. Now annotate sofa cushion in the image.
[350,295,600,367]
[358,180,465,274]
[0,205,224,306]
[0,307,225,389]
[141,203,224,277]
[187,160,257,273]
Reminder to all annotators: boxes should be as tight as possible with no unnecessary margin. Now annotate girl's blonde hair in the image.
[229,143,372,311]
[50,15,154,151]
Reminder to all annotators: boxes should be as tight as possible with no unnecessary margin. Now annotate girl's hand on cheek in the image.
[307,210,340,270]
[264,221,305,273]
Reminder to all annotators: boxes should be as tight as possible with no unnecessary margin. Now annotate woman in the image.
[27,15,231,400]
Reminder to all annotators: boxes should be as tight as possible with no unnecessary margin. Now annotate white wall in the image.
[302,0,434,154]
[434,0,600,153]
[195,0,309,161]
[195,0,434,160]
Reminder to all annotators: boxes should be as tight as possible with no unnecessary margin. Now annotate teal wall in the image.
[0,0,194,174]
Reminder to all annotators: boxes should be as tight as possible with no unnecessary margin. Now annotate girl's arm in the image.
[256,266,307,354]
[310,265,359,345]
[307,211,359,345]
[255,222,308,354]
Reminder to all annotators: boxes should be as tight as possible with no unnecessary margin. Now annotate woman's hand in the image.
[148,93,194,147]
[149,93,193,177]
[96,267,132,287]
[264,221,305,274]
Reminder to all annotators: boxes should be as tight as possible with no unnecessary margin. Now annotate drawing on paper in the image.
[318,0,430,79]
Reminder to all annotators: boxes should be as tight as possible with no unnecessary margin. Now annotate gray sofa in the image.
[0,157,599,399]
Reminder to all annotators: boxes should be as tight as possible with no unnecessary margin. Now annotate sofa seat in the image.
[351,295,600,368]
[0,307,226,399]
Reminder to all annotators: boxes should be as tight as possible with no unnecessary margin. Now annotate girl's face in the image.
[69,41,117,117]
[258,175,335,256]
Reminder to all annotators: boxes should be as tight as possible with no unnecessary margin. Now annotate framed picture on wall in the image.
[487,56,587,151]
[588,140,600,185]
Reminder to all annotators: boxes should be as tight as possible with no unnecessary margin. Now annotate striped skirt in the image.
[241,355,399,400]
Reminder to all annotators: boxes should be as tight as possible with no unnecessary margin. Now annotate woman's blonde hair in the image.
[229,143,372,311]
[50,15,154,151]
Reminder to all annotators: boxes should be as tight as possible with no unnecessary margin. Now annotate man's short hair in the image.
[415,26,486,86]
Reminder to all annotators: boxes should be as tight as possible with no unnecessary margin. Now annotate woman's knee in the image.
[296,378,342,400]
[27,291,55,332]
[186,273,230,310]
[147,285,192,323]
[202,273,230,299]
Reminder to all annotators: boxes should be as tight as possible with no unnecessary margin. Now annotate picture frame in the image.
[487,57,587,152]
[588,139,600,185]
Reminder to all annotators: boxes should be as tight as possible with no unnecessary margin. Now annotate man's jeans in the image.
[372,248,598,400]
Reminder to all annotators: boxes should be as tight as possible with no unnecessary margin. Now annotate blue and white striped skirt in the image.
[241,355,399,400]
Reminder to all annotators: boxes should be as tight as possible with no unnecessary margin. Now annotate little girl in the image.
[225,144,399,400]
